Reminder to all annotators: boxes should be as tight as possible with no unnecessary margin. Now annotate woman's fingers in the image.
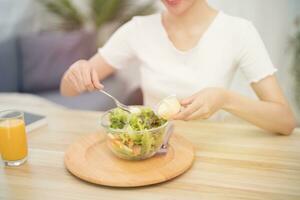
[72,69,86,92]
[78,62,94,92]
[180,93,198,106]
[185,106,211,121]
[64,59,104,93]
[81,61,103,92]
[172,100,202,120]
[82,70,94,92]
[68,72,83,93]
[91,68,104,90]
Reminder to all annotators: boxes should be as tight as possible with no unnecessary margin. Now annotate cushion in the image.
[19,30,97,93]
[0,37,20,92]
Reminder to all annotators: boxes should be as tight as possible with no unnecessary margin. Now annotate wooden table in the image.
[0,93,300,200]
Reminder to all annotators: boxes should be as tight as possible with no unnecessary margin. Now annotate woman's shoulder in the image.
[219,12,259,42]
[220,12,257,34]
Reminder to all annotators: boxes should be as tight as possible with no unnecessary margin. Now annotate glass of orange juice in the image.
[0,110,28,166]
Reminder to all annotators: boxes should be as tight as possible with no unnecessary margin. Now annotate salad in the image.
[105,107,168,160]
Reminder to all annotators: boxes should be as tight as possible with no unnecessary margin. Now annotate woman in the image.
[61,0,296,135]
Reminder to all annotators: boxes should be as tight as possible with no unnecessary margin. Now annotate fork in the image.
[99,90,131,112]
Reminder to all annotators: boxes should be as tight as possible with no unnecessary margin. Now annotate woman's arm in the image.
[61,17,138,96]
[223,76,296,135]
[173,75,296,135]
[60,53,115,96]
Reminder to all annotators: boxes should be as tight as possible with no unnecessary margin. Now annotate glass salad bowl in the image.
[101,106,169,160]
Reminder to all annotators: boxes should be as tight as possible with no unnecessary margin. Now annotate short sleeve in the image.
[236,22,277,83]
[98,18,137,70]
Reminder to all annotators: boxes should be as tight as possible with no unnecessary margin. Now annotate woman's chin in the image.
[164,0,182,6]
[164,4,190,16]
[166,7,187,16]
[162,0,195,16]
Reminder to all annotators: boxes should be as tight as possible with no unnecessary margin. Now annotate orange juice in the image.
[0,119,28,161]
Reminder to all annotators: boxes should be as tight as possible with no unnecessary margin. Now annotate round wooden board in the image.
[64,132,195,187]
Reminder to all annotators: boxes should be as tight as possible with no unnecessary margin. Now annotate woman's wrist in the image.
[89,60,100,74]
[221,89,232,111]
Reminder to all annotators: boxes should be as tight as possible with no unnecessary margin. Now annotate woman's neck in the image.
[164,1,217,29]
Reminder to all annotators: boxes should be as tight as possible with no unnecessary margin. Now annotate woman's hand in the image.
[61,60,104,95]
[172,76,296,135]
[172,88,228,121]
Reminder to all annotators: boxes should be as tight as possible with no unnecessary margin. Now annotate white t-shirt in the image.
[99,11,276,108]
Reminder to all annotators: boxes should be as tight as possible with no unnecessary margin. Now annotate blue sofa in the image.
[0,31,142,111]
